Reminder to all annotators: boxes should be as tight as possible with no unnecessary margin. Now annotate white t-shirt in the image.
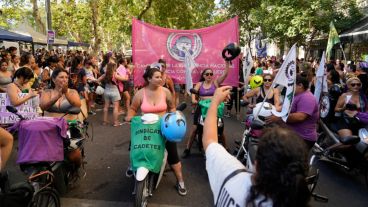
[206,142,272,207]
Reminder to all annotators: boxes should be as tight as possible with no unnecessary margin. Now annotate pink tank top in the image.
[141,87,167,113]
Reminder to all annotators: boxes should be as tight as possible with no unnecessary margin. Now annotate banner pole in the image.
[236,87,240,120]
[340,43,347,65]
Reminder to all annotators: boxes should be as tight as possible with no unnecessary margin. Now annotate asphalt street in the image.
[4,96,368,207]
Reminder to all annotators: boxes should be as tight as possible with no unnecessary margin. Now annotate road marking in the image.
[61,198,186,207]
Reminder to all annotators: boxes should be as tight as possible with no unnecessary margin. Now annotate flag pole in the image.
[339,43,347,65]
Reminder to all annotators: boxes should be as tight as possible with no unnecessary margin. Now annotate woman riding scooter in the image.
[335,77,367,138]
[125,66,187,196]
[182,61,231,158]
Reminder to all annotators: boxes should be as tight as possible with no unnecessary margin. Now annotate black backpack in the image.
[0,172,34,207]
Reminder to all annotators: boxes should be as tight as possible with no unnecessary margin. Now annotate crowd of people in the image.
[1,44,368,206]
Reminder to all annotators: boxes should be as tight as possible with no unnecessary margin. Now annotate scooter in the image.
[190,88,225,152]
[312,92,368,186]
[132,103,186,207]
[7,105,88,195]
[233,103,328,202]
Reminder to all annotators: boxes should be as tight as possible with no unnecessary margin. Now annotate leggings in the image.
[166,141,180,165]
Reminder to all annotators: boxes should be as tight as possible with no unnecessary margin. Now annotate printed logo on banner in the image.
[166,33,202,62]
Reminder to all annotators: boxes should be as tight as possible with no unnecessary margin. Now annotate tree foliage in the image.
[221,0,363,56]
[1,0,222,52]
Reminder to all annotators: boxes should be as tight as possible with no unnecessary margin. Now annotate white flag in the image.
[184,50,196,94]
[314,52,328,103]
[243,48,253,87]
[270,44,297,122]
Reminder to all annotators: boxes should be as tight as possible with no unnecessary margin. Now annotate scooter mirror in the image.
[6,105,18,114]
[176,102,187,111]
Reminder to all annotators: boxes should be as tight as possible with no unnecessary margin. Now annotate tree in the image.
[31,0,45,34]
[222,0,363,58]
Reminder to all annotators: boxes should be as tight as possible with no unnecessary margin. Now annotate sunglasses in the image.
[350,83,361,87]
[264,78,273,82]
[204,73,213,77]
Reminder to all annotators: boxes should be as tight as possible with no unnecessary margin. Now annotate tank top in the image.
[199,82,216,97]
[345,94,366,112]
[256,86,275,104]
[141,87,167,113]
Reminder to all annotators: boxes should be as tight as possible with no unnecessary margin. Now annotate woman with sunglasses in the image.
[242,74,282,112]
[335,77,367,138]
[182,62,230,158]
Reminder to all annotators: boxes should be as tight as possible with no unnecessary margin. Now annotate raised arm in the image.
[203,86,232,150]
[215,61,231,87]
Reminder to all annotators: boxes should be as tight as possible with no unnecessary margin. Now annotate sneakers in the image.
[176,182,187,196]
[125,166,133,178]
[182,149,191,158]
[224,112,231,118]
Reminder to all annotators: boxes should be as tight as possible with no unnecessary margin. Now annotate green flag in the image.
[326,21,341,60]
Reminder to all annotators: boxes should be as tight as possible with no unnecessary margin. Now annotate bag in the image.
[0,178,34,207]
[130,116,165,173]
[95,85,105,95]
[199,99,225,118]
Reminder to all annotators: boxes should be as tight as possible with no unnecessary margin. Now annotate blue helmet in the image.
[161,111,187,142]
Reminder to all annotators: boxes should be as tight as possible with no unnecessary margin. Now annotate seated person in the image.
[7,67,38,106]
[204,86,310,206]
[334,77,367,138]
[0,127,13,172]
[40,68,82,121]
[243,74,282,112]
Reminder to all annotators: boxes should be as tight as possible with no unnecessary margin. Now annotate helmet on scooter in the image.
[161,111,187,142]
[253,102,274,121]
[249,75,263,89]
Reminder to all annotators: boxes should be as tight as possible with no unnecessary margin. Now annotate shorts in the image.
[335,115,363,135]
[104,85,121,102]
[174,84,181,92]
[166,141,180,165]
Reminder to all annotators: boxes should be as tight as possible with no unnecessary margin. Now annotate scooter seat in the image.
[250,119,264,130]
[339,136,360,145]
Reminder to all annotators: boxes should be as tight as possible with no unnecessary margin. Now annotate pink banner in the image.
[132,17,239,86]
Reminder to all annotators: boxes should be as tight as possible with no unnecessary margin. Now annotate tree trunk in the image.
[304,29,317,60]
[31,0,46,34]
[138,0,153,20]
[89,0,100,54]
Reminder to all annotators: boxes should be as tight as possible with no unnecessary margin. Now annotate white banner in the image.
[242,48,253,88]
[314,51,328,103]
[270,44,297,122]
[0,93,38,124]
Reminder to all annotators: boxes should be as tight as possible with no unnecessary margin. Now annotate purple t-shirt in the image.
[288,91,319,141]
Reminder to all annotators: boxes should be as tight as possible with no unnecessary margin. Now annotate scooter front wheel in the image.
[135,176,149,207]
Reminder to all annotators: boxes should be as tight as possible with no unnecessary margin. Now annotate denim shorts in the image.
[103,85,121,102]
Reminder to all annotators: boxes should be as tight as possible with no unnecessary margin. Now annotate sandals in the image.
[102,121,110,126]
[113,122,125,127]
